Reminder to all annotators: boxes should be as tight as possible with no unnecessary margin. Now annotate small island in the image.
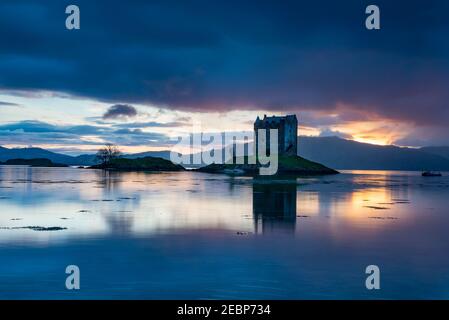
[199,115,338,176]
[0,158,68,167]
[197,155,337,175]
[90,156,185,172]
[86,144,184,172]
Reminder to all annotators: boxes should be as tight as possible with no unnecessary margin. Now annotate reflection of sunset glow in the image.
[297,192,320,216]
[350,189,390,218]
[0,167,422,245]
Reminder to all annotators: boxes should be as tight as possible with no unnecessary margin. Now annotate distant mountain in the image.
[3,158,68,167]
[299,136,449,171]
[71,154,97,165]
[0,147,76,164]
[419,146,449,160]
[2,137,449,170]
[167,138,449,171]
[125,150,172,160]
[0,146,172,166]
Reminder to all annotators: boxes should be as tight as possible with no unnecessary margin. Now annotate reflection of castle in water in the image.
[252,179,297,234]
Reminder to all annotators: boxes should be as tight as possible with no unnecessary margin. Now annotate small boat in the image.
[422,171,442,177]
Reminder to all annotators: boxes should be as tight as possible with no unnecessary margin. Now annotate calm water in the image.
[1,166,449,299]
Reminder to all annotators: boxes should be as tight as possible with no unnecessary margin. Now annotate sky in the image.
[0,0,449,154]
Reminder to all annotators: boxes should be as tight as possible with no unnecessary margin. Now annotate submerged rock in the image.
[25,226,68,231]
[364,205,390,210]
[0,226,67,231]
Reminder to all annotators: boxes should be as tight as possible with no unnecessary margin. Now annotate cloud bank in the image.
[0,0,448,146]
[0,120,171,148]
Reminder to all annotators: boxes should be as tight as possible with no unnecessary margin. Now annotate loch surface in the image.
[1,166,449,299]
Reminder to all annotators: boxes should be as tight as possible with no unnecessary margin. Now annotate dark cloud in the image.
[0,101,20,106]
[103,104,138,120]
[0,0,448,134]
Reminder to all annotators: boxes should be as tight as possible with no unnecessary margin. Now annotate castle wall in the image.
[254,115,298,157]
[283,118,298,156]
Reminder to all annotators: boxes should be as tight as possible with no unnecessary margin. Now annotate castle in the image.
[254,114,298,156]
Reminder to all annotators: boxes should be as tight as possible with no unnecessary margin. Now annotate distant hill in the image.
[0,147,76,164]
[0,147,170,166]
[2,137,449,170]
[419,146,449,160]
[2,158,68,167]
[181,137,449,171]
[71,154,97,165]
[125,150,172,160]
[299,136,449,171]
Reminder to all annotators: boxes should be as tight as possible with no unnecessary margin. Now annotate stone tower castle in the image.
[254,114,298,156]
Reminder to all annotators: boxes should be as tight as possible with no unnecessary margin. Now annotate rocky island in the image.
[197,155,338,176]
[198,115,338,176]
[89,156,185,172]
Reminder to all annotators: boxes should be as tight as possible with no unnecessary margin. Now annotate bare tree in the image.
[95,143,121,165]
